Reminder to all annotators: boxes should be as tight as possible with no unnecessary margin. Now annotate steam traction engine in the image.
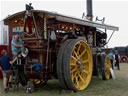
[3,1,119,91]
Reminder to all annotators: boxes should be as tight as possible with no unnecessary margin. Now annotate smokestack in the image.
[86,0,93,21]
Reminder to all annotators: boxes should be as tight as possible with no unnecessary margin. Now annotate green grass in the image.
[0,63,128,96]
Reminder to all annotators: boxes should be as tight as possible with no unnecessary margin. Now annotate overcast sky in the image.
[0,0,128,48]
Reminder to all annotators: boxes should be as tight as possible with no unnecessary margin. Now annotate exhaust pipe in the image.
[86,0,93,21]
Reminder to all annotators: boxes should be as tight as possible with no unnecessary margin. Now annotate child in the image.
[0,50,17,93]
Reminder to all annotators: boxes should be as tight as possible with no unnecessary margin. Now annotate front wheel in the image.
[102,55,112,80]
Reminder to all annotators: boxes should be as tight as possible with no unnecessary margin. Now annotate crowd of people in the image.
[108,50,120,70]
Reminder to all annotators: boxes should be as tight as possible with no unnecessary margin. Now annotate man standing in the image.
[11,35,23,58]
[0,50,17,93]
[115,51,120,70]
[108,50,114,69]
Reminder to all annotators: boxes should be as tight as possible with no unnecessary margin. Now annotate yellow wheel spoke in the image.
[70,63,76,66]
[75,77,80,88]
[71,56,77,62]
[77,43,81,55]
[71,67,77,74]
[73,50,79,59]
[72,71,78,81]
[72,74,75,81]
[82,59,89,64]
[79,74,85,84]
[79,50,87,58]
[82,69,89,75]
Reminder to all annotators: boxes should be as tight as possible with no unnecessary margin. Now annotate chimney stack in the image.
[86,0,93,21]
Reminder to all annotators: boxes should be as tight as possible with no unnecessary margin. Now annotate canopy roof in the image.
[4,10,119,31]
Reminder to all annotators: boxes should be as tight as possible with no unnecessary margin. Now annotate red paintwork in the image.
[0,45,8,78]
[119,54,128,63]
[24,17,33,34]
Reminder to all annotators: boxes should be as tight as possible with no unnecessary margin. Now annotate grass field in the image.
[0,63,128,96]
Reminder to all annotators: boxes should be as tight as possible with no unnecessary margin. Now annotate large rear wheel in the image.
[57,39,72,89]
[57,38,93,91]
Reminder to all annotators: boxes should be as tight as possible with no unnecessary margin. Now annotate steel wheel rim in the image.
[105,56,111,79]
[70,40,93,90]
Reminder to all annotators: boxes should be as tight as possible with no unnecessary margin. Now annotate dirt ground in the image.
[0,63,128,96]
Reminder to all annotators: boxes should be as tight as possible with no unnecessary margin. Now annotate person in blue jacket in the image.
[11,35,23,58]
[0,50,17,93]
[108,50,114,69]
